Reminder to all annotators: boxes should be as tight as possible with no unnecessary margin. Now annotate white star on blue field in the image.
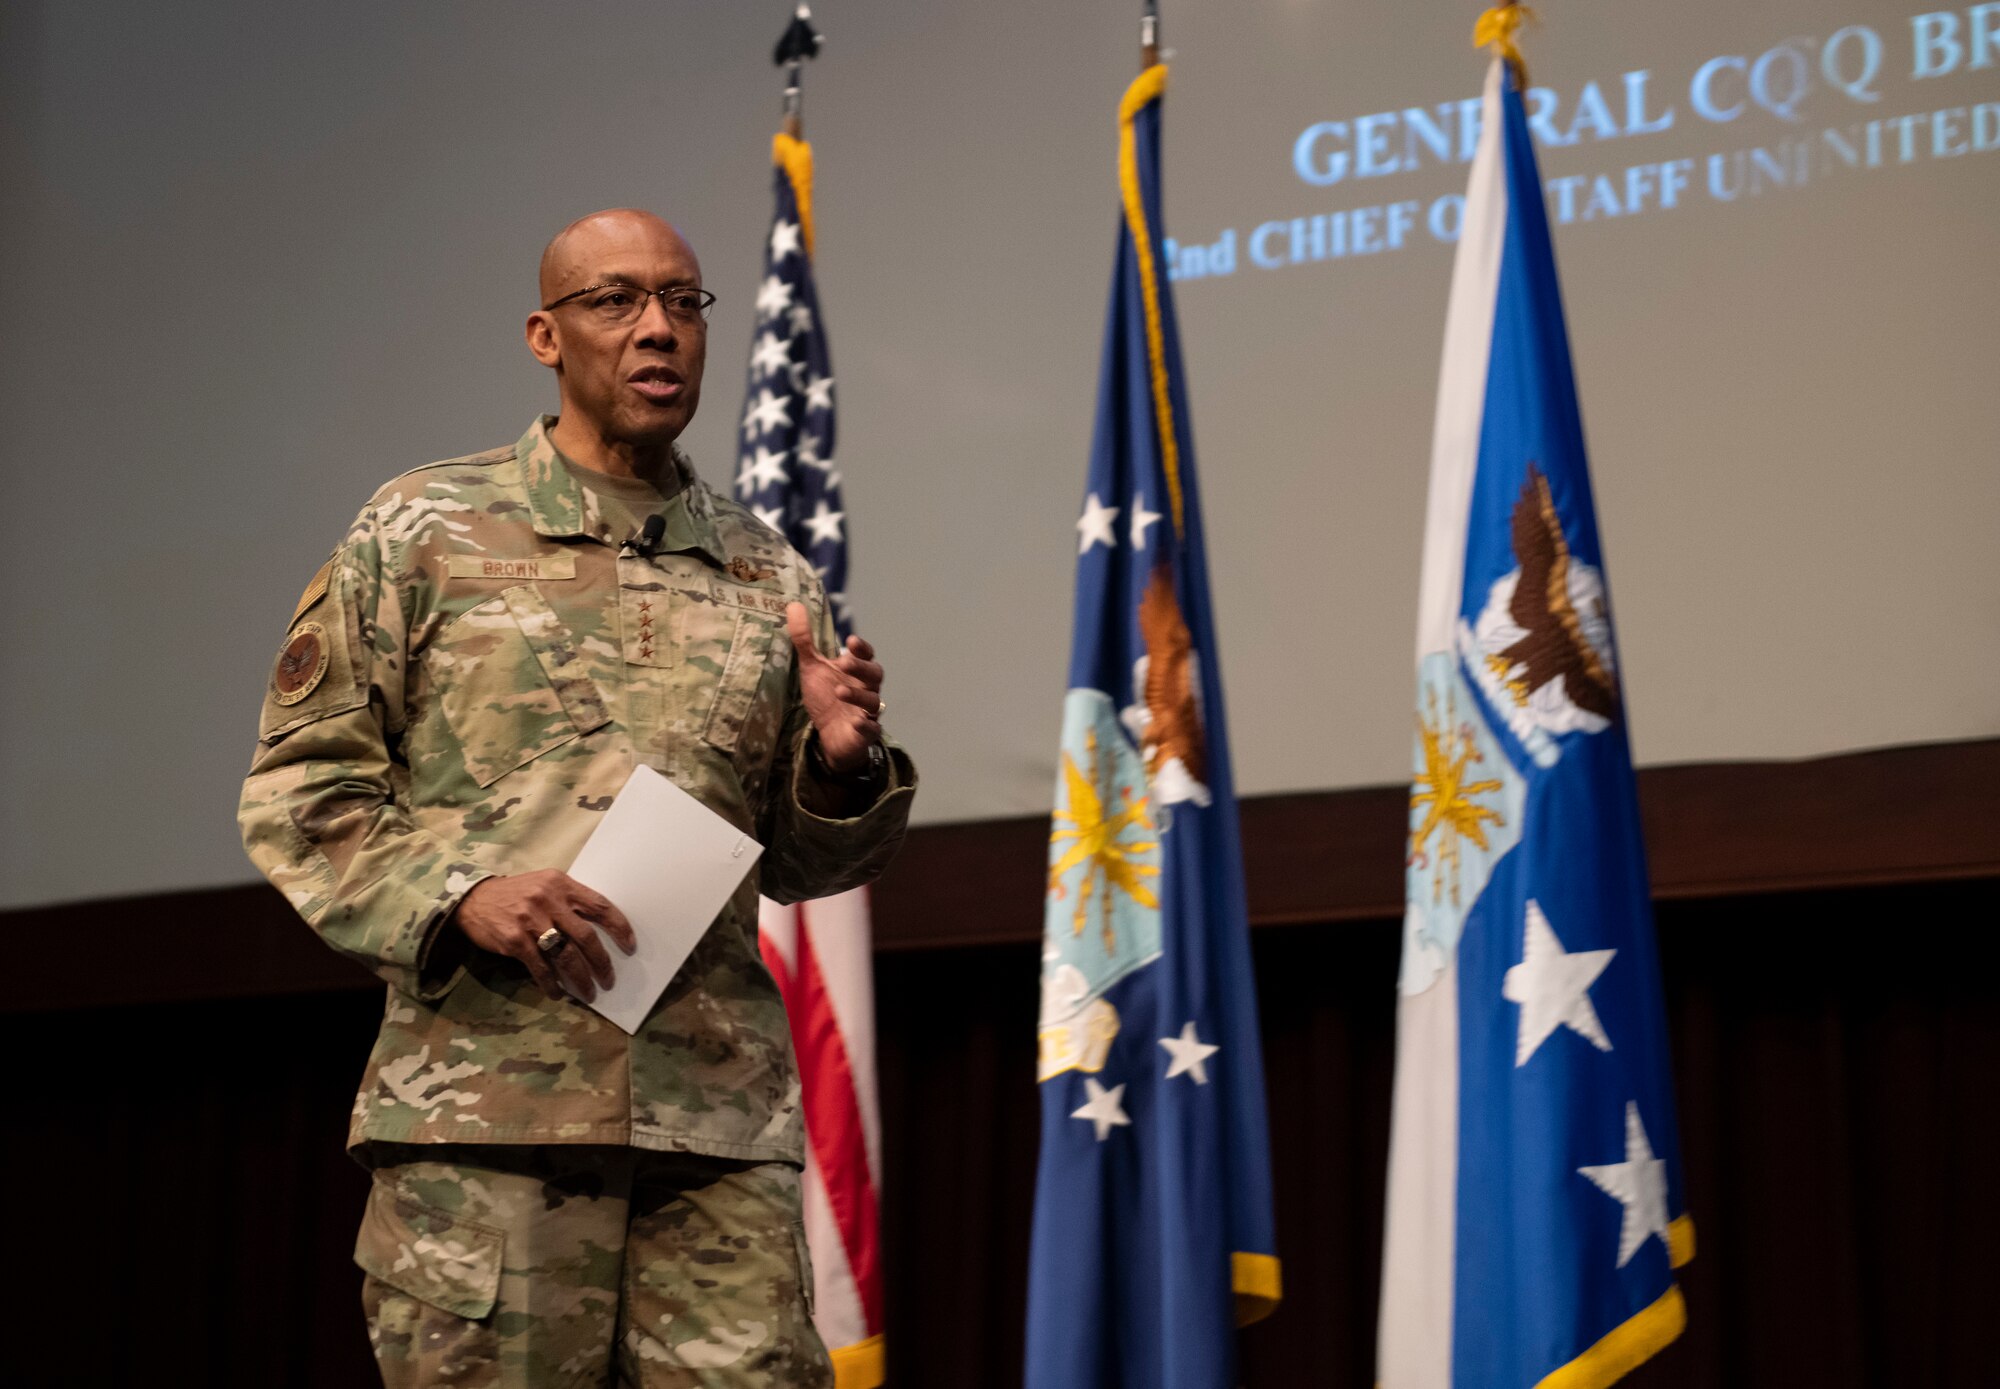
[735,178,851,637]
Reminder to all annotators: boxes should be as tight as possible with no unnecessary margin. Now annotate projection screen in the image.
[1,0,1994,908]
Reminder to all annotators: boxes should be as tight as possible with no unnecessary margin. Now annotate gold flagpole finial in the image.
[1473,3,1536,83]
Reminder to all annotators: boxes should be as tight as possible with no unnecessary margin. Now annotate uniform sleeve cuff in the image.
[408,865,495,1002]
[790,729,914,825]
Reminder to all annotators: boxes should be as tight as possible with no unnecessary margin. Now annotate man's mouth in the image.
[628,365,684,403]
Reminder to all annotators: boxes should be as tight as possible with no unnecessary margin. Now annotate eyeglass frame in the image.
[539,282,719,324]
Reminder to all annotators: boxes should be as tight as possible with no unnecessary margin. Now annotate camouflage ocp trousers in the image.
[356,1144,832,1388]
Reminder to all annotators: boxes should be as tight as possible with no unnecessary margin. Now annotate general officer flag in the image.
[1025,64,1280,1389]
[1378,16,1693,1389]
[735,132,886,1389]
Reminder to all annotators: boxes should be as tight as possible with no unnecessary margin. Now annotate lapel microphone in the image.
[630,514,666,559]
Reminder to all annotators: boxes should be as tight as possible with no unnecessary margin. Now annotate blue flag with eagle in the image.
[1024,64,1280,1389]
[1377,19,1693,1389]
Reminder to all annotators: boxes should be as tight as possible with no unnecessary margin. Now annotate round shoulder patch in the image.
[272,621,331,705]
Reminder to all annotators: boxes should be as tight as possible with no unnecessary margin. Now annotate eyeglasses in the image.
[541,283,718,327]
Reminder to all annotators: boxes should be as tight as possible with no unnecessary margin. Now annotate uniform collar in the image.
[516,415,726,566]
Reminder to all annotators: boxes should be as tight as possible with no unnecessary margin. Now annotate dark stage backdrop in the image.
[5,877,1994,1387]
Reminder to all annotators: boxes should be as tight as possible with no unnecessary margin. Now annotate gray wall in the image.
[3,0,1995,908]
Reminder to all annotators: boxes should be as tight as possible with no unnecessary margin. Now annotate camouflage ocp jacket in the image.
[239,417,915,1165]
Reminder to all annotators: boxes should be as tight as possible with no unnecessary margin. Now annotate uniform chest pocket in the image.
[689,603,789,759]
[427,585,610,787]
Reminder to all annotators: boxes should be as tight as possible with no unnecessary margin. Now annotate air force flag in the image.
[1024,65,1280,1389]
[1377,37,1694,1389]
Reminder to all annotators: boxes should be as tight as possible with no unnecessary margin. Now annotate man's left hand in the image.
[785,602,883,775]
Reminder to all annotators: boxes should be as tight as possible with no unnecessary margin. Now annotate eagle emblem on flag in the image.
[1464,467,1620,765]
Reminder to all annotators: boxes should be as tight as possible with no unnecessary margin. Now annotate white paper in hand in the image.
[562,764,764,1034]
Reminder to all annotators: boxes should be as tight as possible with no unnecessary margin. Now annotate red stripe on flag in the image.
[760,927,794,994]
[767,903,884,1334]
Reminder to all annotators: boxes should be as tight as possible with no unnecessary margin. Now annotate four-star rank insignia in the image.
[272,621,330,705]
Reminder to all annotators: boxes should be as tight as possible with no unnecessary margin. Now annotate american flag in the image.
[737,133,886,1389]
[736,146,848,638]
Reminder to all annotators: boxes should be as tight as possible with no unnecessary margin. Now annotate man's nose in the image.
[633,297,680,351]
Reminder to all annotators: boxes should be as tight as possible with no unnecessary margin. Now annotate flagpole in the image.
[773,2,822,139]
[1140,0,1159,69]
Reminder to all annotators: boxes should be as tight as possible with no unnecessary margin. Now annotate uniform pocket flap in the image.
[427,587,609,787]
[354,1179,504,1320]
[700,608,781,753]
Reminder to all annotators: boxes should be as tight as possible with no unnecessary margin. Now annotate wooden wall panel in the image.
[870,738,2000,947]
[7,738,1994,1012]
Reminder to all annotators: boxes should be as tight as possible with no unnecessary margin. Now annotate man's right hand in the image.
[451,871,636,1002]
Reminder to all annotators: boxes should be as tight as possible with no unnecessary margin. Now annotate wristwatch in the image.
[810,735,887,796]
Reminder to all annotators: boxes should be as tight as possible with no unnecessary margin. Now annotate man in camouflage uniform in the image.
[240,209,914,1387]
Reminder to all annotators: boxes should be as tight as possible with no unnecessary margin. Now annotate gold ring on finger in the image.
[536,926,568,955]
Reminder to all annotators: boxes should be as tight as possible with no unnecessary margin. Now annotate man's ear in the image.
[525,311,562,368]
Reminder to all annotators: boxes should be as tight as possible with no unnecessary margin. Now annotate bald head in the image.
[538,208,700,306]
